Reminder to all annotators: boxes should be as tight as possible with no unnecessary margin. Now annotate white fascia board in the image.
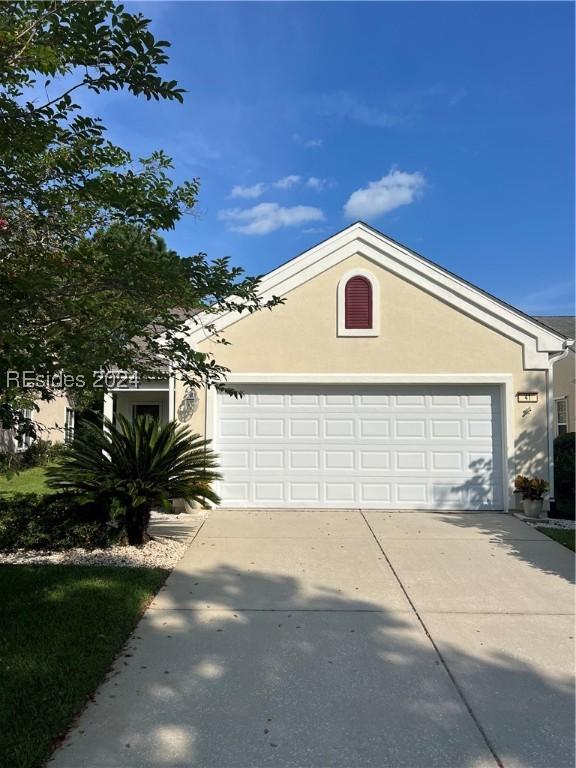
[186,223,566,364]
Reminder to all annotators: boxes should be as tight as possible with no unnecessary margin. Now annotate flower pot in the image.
[522,498,544,518]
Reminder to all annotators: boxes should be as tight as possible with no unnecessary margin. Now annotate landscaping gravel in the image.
[513,512,575,530]
[0,510,206,569]
[526,517,575,530]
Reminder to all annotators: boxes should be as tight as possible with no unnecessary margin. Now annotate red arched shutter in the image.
[345,276,372,329]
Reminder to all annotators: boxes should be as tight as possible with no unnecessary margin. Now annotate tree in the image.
[0,2,279,434]
[47,415,222,545]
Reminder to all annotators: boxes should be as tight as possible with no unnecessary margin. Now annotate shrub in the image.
[20,439,71,468]
[0,439,71,478]
[0,451,22,475]
[0,493,117,552]
[553,432,575,519]
[47,416,221,545]
[19,439,52,468]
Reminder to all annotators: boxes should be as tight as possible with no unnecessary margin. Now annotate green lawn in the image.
[0,466,52,497]
[0,564,167,768]
[536,527,575,552]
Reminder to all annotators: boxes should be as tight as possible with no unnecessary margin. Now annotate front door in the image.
[132,403,161,421]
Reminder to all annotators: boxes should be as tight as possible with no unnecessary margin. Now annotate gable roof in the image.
[188,222,570,368]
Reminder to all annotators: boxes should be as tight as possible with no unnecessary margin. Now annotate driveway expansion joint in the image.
[360,509,505,768]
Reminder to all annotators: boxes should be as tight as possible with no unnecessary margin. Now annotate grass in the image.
[0,466,53,497]
[0,564,167,768]
[536,527,575,552]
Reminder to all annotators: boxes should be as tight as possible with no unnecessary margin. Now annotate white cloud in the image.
[306,176,330,191]
[344,169,425,219]
[229,183,265,199]
[273,175,302,190]
[219,202,324,236]
[293,133,323,148]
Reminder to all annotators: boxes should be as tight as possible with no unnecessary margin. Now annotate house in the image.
[533,316,575,437]
[106,222,572,512]
[0,394,75,453]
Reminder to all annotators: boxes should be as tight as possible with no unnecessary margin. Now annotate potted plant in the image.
[514,475,549,518]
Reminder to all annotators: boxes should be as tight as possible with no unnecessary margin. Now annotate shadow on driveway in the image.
[49,550,575,768]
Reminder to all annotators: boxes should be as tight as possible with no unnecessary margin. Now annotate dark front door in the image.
[132,403,160,421]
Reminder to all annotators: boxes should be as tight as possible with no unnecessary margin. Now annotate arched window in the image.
[345,276,372,329]
[337,269,379,336]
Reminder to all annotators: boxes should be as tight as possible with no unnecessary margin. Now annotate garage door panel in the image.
[254,418,284,438]
[324,418,355,438]
[324,450,355,470]
[395,420,426,439]
[289,419,319,438]
[215,385,504,510]
[325,482,355,502]
[360,483,392,503]
[431,420,462,438]
[360,451,391,470]
[430,394,462,407]
[219,418,250,438]
[360,419,389,438]
[395,394,426,407]
[395,451,427,471]
[254,482,284,503]
[219,481,250,503]
[289,450,319,470]
[432,452,463,471]
[289,482,320,503]
[254,450,284,469]
[289,394,319,407]
[324,394,354,407]
[358,393,390,406]
[219,450,250,470]
[396,483,428,503]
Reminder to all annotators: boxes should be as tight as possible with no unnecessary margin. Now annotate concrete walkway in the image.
[50,510,575,768]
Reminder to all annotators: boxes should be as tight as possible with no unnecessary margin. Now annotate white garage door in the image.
[214,385,504,510]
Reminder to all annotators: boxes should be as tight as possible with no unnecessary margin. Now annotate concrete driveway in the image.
[50,510,575,768]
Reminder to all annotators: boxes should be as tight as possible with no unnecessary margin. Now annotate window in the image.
[64,407,75,444]
[555,398,568,436]
[15,409,33,451]
[337,269,379,337]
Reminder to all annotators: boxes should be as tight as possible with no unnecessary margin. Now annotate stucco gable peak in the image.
[188,222,567,363]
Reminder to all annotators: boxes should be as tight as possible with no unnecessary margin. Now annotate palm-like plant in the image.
[47,415,221,545]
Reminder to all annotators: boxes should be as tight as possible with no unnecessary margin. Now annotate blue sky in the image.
[81,2,574,314]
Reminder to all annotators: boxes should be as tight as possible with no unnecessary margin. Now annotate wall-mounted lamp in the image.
[177,388,199,420]
[516,392,538,403]
[183,388,198,407]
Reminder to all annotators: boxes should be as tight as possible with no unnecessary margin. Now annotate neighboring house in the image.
[105,222,572,512]
[533,316,575,437]
[0,394,75,453]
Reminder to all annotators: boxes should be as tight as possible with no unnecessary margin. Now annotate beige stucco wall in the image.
[553,350,576,433]
[33,395,71,444]
[0,395,71,452]
[174,253,550,496]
